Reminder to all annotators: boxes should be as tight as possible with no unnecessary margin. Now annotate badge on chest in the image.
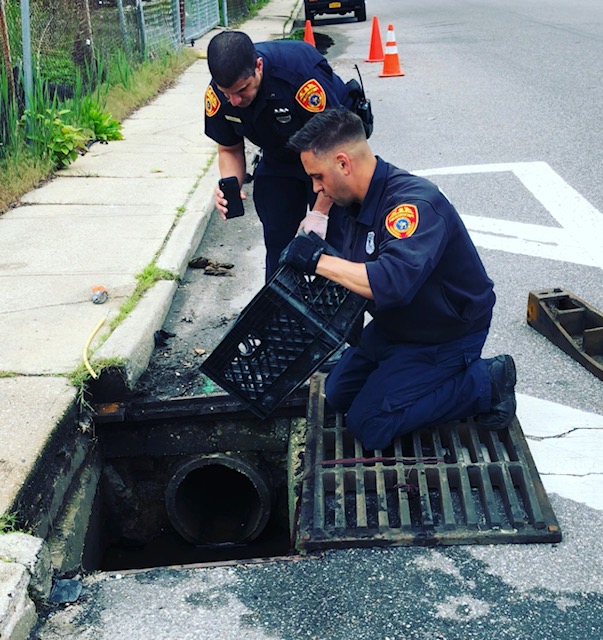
[274,107,292,123]
[365,231,376,255]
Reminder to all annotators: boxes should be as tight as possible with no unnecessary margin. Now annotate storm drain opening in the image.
[296,376,562,550]
[85,392,309,572]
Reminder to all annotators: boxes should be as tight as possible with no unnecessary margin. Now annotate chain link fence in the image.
[0,0,221,86]
[225,0,252,26]
[0,0,262,155]
[0,0,221,151]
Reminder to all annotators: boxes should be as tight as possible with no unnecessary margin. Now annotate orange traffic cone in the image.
[365,16,384,62]
[379,24,405,77]
[304,20,316,47]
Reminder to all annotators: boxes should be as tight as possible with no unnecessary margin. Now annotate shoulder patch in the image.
[205,86,221,117]
[385,204,419,239]
[295,79,326,113]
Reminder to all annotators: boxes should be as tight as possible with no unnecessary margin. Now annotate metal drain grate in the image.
[296,376,561,550]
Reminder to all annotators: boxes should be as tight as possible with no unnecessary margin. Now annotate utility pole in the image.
[20,0,33,111]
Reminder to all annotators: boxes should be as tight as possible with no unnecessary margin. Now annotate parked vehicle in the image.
[304,0,367,24]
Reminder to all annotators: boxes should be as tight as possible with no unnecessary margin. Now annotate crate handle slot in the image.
[238,335,262,357]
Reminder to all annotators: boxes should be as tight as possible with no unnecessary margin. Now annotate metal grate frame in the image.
[297,376,562,550]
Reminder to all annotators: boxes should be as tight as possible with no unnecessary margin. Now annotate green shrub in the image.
[22,108,89,168]
[69,94,123,143]
[82,101,123,142]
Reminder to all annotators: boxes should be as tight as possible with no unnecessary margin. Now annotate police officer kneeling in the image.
[280,108,517,451]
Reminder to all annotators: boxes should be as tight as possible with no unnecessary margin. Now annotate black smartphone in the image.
[218,176,245,219]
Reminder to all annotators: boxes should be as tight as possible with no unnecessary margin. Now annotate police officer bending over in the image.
[281,108,517,451]
[205,31,356,280]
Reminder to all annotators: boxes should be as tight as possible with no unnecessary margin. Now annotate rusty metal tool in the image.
[527,288,603,381]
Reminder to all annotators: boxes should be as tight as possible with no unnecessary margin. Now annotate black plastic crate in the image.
[201,261,367,419]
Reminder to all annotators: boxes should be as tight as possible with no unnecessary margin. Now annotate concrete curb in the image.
[93,279,178,389]
[0,534,52,640]
[93,159,219,389]
[156,160,220,278]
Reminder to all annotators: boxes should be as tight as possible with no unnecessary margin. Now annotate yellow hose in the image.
[83,316,107,380]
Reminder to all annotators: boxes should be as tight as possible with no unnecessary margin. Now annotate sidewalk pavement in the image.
[0,1,302,637]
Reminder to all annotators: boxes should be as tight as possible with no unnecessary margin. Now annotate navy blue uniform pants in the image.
[253,167,346,280]
[325,322,492,450]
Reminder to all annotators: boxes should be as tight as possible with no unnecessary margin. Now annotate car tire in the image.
[355,4,366,21]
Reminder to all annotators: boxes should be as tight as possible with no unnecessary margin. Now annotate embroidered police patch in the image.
[385,204,419,239]
[295,79,326,113]
[205,86,220,117]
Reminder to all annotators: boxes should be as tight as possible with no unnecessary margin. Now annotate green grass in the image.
[0,47,200,215]
[69,357,127,409]
[0,149,55,213]
[288,28,305,41]
[103,48,200,123]
[0,512,20,534]
[233,0,271,25]
[108,263,178,332]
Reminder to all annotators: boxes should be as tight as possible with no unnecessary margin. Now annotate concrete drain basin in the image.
[85,390,309,571]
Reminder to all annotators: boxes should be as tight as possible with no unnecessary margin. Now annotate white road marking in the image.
[517,393,603,511]
[414,161,603,269]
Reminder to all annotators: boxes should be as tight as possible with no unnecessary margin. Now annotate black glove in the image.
[279,234,325,275]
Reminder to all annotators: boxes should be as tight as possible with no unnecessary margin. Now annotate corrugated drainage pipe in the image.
[165,454,272,545]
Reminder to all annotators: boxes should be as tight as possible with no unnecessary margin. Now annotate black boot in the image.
[475,355,517,431]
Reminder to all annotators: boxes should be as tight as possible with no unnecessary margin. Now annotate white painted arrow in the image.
[414,161,603,269]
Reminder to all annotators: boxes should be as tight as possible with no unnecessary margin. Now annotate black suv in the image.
[304,0,367,24]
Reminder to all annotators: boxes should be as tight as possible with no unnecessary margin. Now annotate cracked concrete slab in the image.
[0,377,76,514]
[517,393,603,510]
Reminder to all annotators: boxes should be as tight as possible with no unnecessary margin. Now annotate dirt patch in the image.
[132,189,265,401]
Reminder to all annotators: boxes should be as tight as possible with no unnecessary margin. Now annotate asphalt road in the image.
[140,0,603,416]
[321,0,603,417]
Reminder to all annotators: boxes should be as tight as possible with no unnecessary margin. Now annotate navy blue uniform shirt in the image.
[204,40,352,176]
[346,157,495,344]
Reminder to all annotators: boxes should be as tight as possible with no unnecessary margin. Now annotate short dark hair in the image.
[207,31,258,89]
[288,108,366,155]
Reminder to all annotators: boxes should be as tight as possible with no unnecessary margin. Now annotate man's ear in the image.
[256,57,263,76]
[335,152,352,176]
